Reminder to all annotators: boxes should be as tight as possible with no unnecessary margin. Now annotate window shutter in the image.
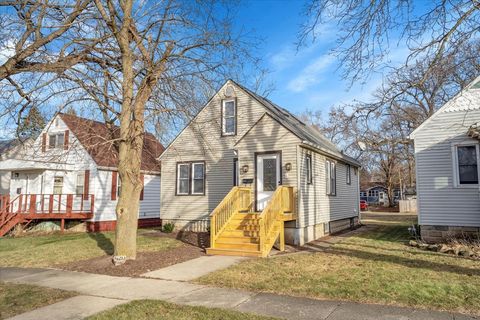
[64,130,69,150]
[41,133,46,152]
[111,171,117,201]
[140,174,144,200]
[83,170,90,200]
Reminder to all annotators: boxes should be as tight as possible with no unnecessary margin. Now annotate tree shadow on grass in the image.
[304,243,480,277]
[88,232,114,255]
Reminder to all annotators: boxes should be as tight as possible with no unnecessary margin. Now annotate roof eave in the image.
[300,141,361,167]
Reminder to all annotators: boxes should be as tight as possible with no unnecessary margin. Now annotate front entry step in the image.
[206,247,262,257]
[208,212,264,257]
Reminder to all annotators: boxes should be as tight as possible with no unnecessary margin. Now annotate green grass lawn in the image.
[0,282,76,319]
[198,214,480,316]
[0,229,181,267]
[87,300,276,320]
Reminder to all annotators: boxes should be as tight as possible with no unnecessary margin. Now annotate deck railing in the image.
[259,186,295,256]
[210,187,251,248]
[0,194,94,216]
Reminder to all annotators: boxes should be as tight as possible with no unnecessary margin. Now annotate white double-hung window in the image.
[454,144,479,186]
[222,99,236,135]
[326,160,336,195]
[176,162,205,195]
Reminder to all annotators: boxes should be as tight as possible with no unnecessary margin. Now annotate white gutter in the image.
[300,141,361,167]
[97,166,161,175]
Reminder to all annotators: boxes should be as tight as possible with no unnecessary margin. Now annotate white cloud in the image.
[0,39,16,65]
[287,54,335,92]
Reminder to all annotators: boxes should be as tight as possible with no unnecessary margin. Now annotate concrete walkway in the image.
[142,255,247,281]
[1,267,477,320]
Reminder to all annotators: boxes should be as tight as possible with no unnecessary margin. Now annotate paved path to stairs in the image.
[141,255,247,281]
[1,267,477,320]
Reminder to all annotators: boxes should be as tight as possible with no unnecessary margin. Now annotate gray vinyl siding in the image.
[235,115,301,208]
[414,108,480,227]
[297,146,359,228]
[160,81,269,222]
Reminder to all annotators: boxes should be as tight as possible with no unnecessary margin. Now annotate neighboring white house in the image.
[0,113,164,233]
[160,79,361,253]
[410,77,480,242]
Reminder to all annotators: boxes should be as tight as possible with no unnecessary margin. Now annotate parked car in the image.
[360,200,368,211]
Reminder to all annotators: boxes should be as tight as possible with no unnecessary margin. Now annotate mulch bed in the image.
[58,231,208,277]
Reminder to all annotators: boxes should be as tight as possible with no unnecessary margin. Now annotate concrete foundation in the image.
[421,225,480,243]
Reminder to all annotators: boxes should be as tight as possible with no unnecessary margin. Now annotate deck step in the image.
[225,224,260,232]
[206,247,262,257]
[221,229,261,237]
[214,242,260,250]
[216,235,260,244]
[232,213,261,220]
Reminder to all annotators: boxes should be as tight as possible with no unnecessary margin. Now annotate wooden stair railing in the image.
[210,187,251,249]
[259,186,295,257]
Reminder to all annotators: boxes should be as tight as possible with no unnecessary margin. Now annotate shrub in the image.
[162,222,175,233]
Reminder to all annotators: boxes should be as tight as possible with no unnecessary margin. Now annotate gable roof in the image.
[410,75,480,138]
[59,113,164,172]
[231,80,361,166]
[0,139,16,155]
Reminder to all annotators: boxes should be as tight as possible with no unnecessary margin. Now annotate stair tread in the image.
[207,247,261,253]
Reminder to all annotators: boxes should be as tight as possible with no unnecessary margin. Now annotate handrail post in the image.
[210,215,216,248]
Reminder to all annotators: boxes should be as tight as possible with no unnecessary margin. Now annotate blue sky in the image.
[236,0,407,117]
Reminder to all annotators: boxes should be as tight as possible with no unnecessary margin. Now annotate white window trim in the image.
[222,99,236,135]
[306,154,312,184]
[326,159,336,195]
[176,163,191,195]
[451,142,480,188]
[191,162,205,195]
[49,133,65,149]
[346,164,351,185]
[75,172,85,196]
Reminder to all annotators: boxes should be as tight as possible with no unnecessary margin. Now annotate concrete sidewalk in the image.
[142,255,247,281]
[1,267,477,320]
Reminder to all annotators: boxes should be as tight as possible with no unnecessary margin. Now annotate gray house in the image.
[410,77,480,242]
[160,80,360,256]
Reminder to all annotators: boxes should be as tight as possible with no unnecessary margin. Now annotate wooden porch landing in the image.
[0,194,94,236]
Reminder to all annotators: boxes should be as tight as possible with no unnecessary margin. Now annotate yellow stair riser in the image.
[226,220,260,227]
[232,214,261,220]
[225,225,260,232]
[206,248,262,257]
[214,242,260,250]
[221,230,261,237]
[216,236,260,244]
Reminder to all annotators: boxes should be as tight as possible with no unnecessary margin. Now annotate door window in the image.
[263,158,277,191]
[53,176,63,194]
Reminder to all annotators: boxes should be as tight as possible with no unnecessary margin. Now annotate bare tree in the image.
[299,0,480,83]
[0,0,263,264]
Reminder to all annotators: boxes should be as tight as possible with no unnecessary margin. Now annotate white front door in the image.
[256,153,281,211]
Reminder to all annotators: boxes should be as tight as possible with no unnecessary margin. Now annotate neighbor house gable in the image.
[410,76,480,139]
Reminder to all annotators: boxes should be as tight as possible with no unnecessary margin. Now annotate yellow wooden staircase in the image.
[207,186,296,257]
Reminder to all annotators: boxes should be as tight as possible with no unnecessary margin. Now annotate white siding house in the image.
[0,113,164,233]
[410,77,480,242]
[160,80,361,245]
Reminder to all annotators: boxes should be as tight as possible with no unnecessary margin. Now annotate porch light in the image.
[241,165,249,173]
[285,163,292,171]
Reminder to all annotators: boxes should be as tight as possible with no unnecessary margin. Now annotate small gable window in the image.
[306,154,312,184]
[222,99,236,135]
[49,133,64,149]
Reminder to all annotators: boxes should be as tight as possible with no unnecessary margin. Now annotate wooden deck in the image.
[0,194,94,236]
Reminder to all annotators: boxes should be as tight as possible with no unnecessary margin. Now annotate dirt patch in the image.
[59,244,204,277]
[58,231,208,277]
